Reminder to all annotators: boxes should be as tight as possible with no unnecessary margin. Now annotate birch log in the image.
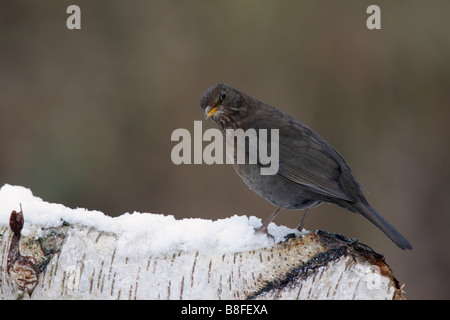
[0,218,404,300]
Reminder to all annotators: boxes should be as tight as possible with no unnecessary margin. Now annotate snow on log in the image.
[0,184,405,300]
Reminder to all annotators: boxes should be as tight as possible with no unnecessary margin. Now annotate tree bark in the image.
[0,218,404,300]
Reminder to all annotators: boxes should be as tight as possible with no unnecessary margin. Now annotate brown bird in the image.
[200,83,412,250]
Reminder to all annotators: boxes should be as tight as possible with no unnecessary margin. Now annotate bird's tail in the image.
[351,200,412,250]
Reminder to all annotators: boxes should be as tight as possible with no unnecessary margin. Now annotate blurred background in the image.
[1,0,449,299]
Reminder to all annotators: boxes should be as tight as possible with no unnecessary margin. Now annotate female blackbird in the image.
[200,83,412,250]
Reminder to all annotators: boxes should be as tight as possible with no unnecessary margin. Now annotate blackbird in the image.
[200,83,412,250]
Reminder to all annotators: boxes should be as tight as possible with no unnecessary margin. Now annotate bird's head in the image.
[200,83,244,129]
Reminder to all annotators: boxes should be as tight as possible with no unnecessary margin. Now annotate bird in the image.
[200,83,412,250]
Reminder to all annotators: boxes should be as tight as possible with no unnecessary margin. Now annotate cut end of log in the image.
[247,230,405,300]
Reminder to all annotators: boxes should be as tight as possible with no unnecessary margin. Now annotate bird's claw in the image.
[254,226,274,239]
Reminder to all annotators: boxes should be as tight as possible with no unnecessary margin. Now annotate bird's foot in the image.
[254,226,274,239]
[253,207,282,239]
[296,209,310,232]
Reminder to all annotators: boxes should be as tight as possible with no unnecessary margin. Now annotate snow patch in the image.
[0,184,302,256]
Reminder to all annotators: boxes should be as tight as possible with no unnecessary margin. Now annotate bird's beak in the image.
[205,105,220,119]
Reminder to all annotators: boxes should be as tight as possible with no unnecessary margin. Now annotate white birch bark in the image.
[0,222,404,300]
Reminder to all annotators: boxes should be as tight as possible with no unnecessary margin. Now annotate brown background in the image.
[1,0,449,299]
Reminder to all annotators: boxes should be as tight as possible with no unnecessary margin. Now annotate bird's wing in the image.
[249,113,356,202]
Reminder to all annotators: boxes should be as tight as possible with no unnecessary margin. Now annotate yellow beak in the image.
[205,105,220,119]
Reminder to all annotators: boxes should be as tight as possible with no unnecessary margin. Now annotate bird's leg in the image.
[296,209,310,231]
[255,207,283,237]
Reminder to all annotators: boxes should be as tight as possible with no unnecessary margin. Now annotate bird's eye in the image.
[220,92,227,101]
